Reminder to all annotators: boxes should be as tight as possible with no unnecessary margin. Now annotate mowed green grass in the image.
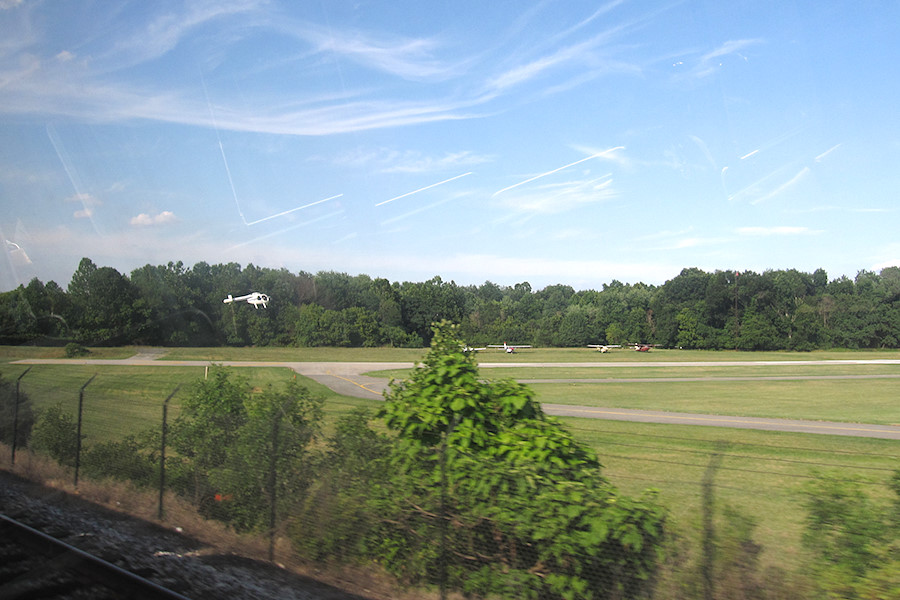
[563,418,899,570]
[0,362,381,442]
[370,363,900,424]
[162,346,427,362]
[528,379,900,424]
[465,347,900,363]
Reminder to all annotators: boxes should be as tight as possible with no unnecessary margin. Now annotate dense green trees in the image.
[3,258,900,350]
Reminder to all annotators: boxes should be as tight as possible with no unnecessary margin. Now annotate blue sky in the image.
[1,0,898,292]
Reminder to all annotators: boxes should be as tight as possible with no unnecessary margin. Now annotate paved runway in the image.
[14,355,900,440]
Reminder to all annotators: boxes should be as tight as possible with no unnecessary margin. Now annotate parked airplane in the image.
[462,345,486,352]
[223,292,270,309]
[587,344,621,353]
[632,344,660,352]
[488,342,532,353]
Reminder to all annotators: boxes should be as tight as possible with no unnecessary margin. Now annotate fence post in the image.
[158,385,180,520]
[10,366,31,466]
[73,374,97,489]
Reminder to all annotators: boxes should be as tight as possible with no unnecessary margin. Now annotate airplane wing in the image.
[488,343,532,351]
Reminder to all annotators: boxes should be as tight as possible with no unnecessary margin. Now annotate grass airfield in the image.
[2,344,899,572]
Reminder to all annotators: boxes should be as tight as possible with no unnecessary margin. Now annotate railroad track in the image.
[0,513,192,600]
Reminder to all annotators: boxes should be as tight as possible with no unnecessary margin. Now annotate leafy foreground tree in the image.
[372,321,666,599]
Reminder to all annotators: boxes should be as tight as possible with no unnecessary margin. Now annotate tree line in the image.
[2,257,900,350]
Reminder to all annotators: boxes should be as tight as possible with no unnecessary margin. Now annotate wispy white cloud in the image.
[382,151,493,174]
[638,228,731,251]
[292,22,464,81]
[495,175,617,214]
[0,4,482,136]
[333,148,493,174]
[0,2,648,139]
[66,193,101,219]
[485,25,629,94]
[103,0,264,70]
[130,211,177,226]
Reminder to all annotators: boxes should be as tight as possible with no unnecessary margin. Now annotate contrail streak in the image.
[200,70,246,225]
[245,194,343,226]
[375,172,473,206]
[815,143,842,162]
[492,147,623,197]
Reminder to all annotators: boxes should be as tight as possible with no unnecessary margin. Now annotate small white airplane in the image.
[488,342,532,354]
[461,345,487,352]
[587,344,621,353]
[223,292,270,309]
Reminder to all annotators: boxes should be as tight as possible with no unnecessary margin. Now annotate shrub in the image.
[65,342,90,357]
[30,402,80,466]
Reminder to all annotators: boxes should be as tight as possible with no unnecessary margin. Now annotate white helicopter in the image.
[223,292,270,309]
[587,344,621,353]
[488,342,532,354]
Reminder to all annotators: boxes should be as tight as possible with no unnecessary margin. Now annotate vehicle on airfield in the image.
[462,345,487,352]
[587,344,621,353]
[488,342,532,353]
[223,292,270,309]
